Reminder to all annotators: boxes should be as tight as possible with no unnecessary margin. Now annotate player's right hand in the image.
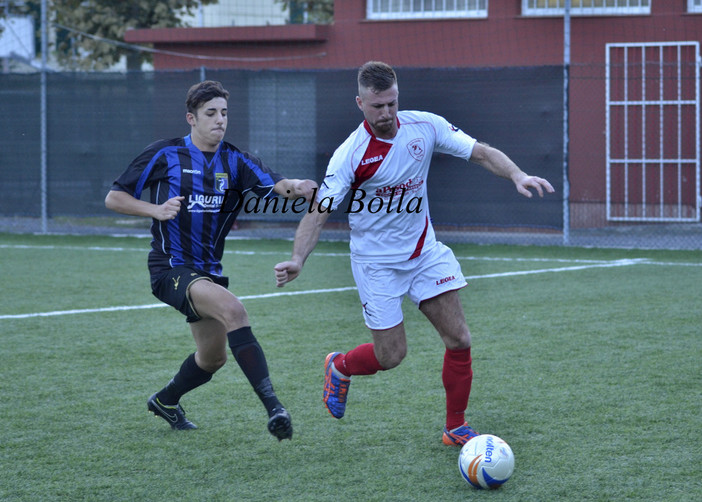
[155,196,185,221]
[274,260,301,287]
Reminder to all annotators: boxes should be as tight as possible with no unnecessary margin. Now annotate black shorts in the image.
[150,266,229,323]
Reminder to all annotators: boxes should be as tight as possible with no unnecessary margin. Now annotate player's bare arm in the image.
[274,199,331,287]
[469,142,555,198]
[273,179,318,201]
[105,190,184,221]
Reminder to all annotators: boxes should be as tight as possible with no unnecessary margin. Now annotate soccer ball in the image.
[458,434,515,489]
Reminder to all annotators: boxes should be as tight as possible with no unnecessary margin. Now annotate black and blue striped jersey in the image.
[111,134,283,276]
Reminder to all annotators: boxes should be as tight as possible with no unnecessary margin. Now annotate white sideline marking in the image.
[7,243,699,266]
[464,258,648,279]
[0,260,648,321]
[0,287,359,320]
[0,243,347,257]
[0,243,655,265]
[2,242,699,320]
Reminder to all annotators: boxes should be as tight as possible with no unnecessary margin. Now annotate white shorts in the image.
[351,242,467,330]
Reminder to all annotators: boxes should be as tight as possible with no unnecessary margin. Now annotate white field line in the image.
[0,258,652,321]
[6,243,701,266]
[0,286,360,320]
[0,243,346,258]
[0,243,643,263]
[1,243,699,320]
[464,258,649,279]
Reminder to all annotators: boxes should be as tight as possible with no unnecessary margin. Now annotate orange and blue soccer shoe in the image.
[442,422,479,446]
[323,352,351,419]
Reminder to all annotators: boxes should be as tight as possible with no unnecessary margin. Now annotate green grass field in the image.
[1,233,700,501]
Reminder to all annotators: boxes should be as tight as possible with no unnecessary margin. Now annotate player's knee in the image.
[377,346,406,369]
[219,299,249,330]
[199,353,227,373]
[211,355,227,372]
[444,329,471,350]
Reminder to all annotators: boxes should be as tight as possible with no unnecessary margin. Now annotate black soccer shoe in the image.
[267,407,293,441]
[147,394,197,430]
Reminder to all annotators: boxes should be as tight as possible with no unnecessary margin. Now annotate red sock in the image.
[334,343,384,376]
[443,347,473,430]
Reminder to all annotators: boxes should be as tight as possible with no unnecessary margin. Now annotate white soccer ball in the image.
[458,434,515,489]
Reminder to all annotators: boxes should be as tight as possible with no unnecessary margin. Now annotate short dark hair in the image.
[357,61,397,94]
[185,80,229,114]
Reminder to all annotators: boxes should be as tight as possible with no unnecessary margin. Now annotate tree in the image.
[14,0,219,71]
[276,0,333,24]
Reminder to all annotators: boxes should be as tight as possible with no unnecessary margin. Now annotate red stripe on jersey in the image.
[409,215,429,260]
[351,134,393,190]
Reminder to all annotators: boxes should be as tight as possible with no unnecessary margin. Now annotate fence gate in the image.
[606,42,700,222]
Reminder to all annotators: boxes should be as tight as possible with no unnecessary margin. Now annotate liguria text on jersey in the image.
[219,187,422,215]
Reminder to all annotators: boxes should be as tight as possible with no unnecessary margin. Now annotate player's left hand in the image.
[274,260,302,287]
[514,174,555,198]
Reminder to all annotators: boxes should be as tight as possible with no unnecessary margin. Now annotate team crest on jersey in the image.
[407,138,425,161]
[215,173,228,193]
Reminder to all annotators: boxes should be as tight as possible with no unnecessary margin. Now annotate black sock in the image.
[227,326,281,415]
[157,353,213,405]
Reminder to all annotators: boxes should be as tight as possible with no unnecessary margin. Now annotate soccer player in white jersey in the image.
[274,61,554,446]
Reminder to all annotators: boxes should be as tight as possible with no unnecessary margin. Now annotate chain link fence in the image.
[1,67,700,250]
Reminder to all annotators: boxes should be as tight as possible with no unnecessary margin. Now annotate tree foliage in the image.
[1,1,333,71]
[5,0,218,70]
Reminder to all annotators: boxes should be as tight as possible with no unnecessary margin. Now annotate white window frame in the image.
[522,0,650,17]
[689,0,702,14]
[367,1,488,21]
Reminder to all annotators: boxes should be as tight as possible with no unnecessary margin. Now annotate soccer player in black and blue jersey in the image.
[105,80,316,440]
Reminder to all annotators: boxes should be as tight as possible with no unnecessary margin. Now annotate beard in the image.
[372,118,394,135]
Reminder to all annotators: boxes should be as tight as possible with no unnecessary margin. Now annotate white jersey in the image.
[318,110,477,263]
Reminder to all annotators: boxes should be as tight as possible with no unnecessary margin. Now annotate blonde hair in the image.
[357,61,397,94]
